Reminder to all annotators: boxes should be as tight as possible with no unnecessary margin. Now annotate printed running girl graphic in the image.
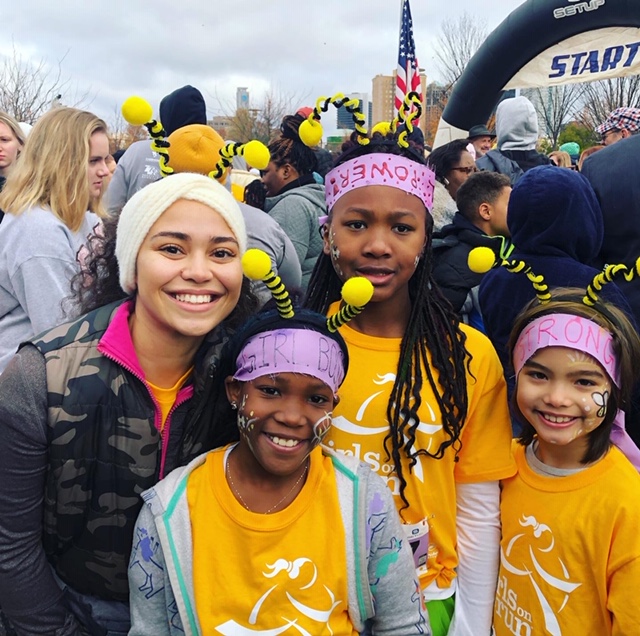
[330,372,443,484]
[214,557,342,634]
[498,515,581,636]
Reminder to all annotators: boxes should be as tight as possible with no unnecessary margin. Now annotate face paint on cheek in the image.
[236,392,257,437]
[311,412,332,446]
[328,229,344,278]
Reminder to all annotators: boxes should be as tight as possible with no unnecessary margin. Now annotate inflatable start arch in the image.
[435,0,640,147]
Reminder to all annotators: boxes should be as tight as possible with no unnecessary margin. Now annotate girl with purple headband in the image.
[303,94,516,636]
[127,250,429,635]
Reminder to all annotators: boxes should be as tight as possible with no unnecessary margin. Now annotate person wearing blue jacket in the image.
[478,165,634,427]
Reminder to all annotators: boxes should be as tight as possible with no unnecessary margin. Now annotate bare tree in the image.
[577,77,640,131]
[434,12,488,94]
[108,103,148,152]
[0,44,92,124]
[214,85,309,145]
[527,84,586,148]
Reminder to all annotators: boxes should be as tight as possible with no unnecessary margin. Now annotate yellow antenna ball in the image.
[342,277,374,307]
[243,140,270,170]
[468,246,497,274]
[121,96,153,126]
[242,249,272,280]
[371,121,392,136]
[299,119,323,147]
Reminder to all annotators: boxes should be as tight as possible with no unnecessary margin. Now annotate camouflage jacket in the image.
[30,299,226,602]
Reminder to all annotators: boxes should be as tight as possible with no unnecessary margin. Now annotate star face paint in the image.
[516,346,612,469]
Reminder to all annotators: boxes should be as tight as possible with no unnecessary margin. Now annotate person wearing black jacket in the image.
[432,171,512,331]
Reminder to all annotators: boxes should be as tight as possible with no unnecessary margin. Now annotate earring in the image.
[230,401,237,410]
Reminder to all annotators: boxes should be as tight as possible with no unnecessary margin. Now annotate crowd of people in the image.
[0,87,639,635]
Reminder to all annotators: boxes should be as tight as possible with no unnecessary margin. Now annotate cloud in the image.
[3,0,525,128]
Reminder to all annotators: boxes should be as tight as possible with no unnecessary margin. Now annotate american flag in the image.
[395,0,423,114]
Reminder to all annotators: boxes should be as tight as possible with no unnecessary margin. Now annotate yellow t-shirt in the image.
[147,367,192,432]
[324,313,515,592]
[187,445,356,635]
[494,443,640,636]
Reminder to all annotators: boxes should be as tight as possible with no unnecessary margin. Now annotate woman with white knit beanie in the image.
[0,173,257,635]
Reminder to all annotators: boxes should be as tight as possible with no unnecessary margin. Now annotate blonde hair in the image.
[548,150,572,168]
[0,108,108,231]
[0,111,26,147]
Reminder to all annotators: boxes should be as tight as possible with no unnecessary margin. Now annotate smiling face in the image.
[87,131,111,198]
[226,372,336,478]
[471,135,493,158]
[324,184,427,318]
[516,346,612,468]
[133,198,243,346]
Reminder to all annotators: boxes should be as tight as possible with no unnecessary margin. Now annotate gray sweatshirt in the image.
[0,206,101,373]
[265,183,326,289]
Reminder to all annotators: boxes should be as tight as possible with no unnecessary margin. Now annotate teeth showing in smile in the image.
[268,434,301,448]
[543,414,574,424]
[174,294,212,304]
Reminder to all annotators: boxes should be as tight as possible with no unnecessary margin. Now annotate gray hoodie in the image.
[128,446,429,636]
[265,183,326,289]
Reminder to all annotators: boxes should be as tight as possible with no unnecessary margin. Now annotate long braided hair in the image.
[305,132,471,510]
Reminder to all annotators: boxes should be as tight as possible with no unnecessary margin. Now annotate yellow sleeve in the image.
[454,326,516,483]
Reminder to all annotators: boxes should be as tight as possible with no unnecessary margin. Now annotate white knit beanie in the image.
[115,173,247,294]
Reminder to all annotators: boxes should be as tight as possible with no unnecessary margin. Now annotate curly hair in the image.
[305,131,471,511]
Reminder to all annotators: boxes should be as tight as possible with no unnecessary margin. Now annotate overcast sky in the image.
[2,0,526,132]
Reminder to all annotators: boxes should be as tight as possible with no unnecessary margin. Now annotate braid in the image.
[305,133,471,511]
[268,114,318,175]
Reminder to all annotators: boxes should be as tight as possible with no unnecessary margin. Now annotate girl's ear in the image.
[225,376,241,405]
[321,223,331,256]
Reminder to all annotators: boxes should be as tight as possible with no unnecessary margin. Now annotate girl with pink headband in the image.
[128,250,429,635]
[304,93,516,636]
[487,273,640,632]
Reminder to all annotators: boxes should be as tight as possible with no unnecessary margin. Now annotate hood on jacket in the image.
[431,180,458,232]
[159,85,207,136]
[508,165,603,262]
[497,96,539,152]
[264,182,326,211]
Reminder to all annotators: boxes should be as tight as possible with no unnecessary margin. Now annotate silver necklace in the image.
[226,454,309,514]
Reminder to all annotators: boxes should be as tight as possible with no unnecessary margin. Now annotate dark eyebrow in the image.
[149,231,238,245]
[342,207,420,220]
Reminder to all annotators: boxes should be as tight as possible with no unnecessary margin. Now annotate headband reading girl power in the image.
[324,153,435,212]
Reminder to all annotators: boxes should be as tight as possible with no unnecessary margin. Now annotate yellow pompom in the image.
[242,249,272,280]
[468,246,497,274]
[299,119,323,147]
[341,277,374,307]
[242,140,270,170]
[371,121,392,136]
[121,96,153,126]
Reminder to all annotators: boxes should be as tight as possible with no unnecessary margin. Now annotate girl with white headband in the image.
[128,250,428,635]
[492,285,640,635]
[303,93,516,636]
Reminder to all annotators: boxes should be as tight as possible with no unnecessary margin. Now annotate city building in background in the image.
[236,87,250,110]
[371,71,427,136]
[335,92,372,131]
